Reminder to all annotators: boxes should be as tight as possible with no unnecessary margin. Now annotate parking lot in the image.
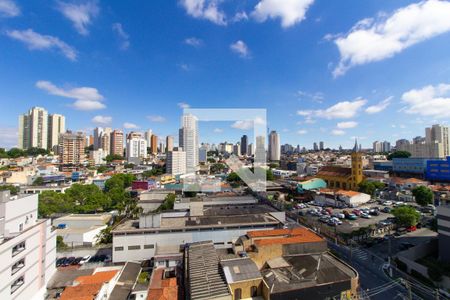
[56,248,113,270]
[294,200,432,235]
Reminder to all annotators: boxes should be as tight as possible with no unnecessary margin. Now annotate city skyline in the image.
[1,0,450,149]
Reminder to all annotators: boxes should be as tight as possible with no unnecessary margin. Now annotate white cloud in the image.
[0,127,18,148]
[92,115,112,125]
[297,90,324,103]
[185,37,203,47]
[252,0,314,28]
[147,115,166,122]
[230,40,250,58]
[177,63,190,71]
[36,80,105,110]
[331,0,450,76]
[297,129,308,135]
[123,122,139,129]
[332,129,346,136]
[112,23,130,50]
[0,0,20,17]
[179,0,226,25]
[233,11,248,22]
[57,0,99,35]
[178,102,190,109]
[401,83,450,118]
[213,128,223,133]
[6,29,77,61]
[297,98,367,119]
[365,96,392,114]
[337,121,358,129]
[231,117,265,130]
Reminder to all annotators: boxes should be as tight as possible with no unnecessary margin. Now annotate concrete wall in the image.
[0,220,56,300]
[228,279,263,300]
[113,225,278,263]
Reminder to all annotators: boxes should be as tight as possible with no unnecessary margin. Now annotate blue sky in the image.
[1,0,450,149]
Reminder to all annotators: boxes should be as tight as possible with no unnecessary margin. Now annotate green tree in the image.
[0,185,20,195]
[142,167,164,178]
[156,193,176,212]
[0,148,8,158]
[6,148,25,158]
[32,177,44,186]
[105,154,124,162]
[266,169,274,181]
[38,191,73,217]
[96,226,112,244]
[358,180,384,196]
[227,172,242,183]
[210,163,226,173]
[65,184,111,213]
[412,186,433,206]
[391,206,421,227]
[97,166,109,173]
[387,151,411,160]
[25,147,49,156]
[56,236,68,250]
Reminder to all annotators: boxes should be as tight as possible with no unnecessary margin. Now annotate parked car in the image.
[346,213,358,220]
[331,217,342,225]
[65,257,76,266]
[56,257,66,267]
[406,225,417,232]
[352,209,362,216]
[383,207,391,213]
[361,213,371,219]
[72,257,83,265]
[383,201,393,206]
[333,213,345,219]
[369,210,380,216]
[79,255,91,265]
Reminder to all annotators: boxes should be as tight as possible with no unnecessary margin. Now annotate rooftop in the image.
[109,262,141,300]
[59,270,119,300]
[186,241,231,300]
[262,253,358,293]
[55,213,112,222]
[221,258,261,283]
[316,166,352,178]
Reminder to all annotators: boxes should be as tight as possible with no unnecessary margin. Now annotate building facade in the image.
[47,114,65,152]
[0,191,56,300]
[426,156,450,182]
[165,135,173,153]
[110,130,124,156]
[166,148,186,176]
[268,131,280,161]
[179,114,199,173]
[58,131,86,165]
[241,135,248,156]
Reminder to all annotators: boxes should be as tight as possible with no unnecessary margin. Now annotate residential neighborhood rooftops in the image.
[221,258,261,283]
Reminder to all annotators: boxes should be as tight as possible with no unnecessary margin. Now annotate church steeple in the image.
[353,138,358,152]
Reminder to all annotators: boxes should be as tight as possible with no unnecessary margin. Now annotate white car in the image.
[331,217,342,225]
[333,213,345,219]
[361,213,371,219]
[79,255,91,265]
[383,201,393,206]
[395,201,405,206]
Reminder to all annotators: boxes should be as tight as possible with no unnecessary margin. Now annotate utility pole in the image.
[435,288,440,300]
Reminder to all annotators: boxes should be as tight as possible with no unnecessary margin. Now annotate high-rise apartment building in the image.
[166,147,187,175]
[426,124,450,157]
[179,114,199,173]
[47,113,65,152]
[268,131,280,161]
[373,140,391,153]
[313,142,318,151]
[18,107,52,150]
[144,129,153,147]
[233,143,240,156]
[0,191,56,300]
[126,136,147,163]
[240,135,248,156]
[100,127,112,155]
[150,135,158,154]
[58,131,86,165]
[166,136,174,153]
[319,141,324,151]
[93,127,103,150]
[111,130,124,156]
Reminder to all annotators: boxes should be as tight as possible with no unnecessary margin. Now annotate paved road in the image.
[328,241,416,300]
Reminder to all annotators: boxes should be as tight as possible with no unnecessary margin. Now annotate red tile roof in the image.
[59,270,119,300]
[247,227,324,246]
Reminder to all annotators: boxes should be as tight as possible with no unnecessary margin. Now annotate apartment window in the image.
[11,258,25,275]
[234,288,242,300]
[12,241,26,257]
[114,246,124,251]
[128,245,141,250]
[250,286,258,297]
[19,223,23,231]
[143,244,154,249]
[11,276,24,294]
